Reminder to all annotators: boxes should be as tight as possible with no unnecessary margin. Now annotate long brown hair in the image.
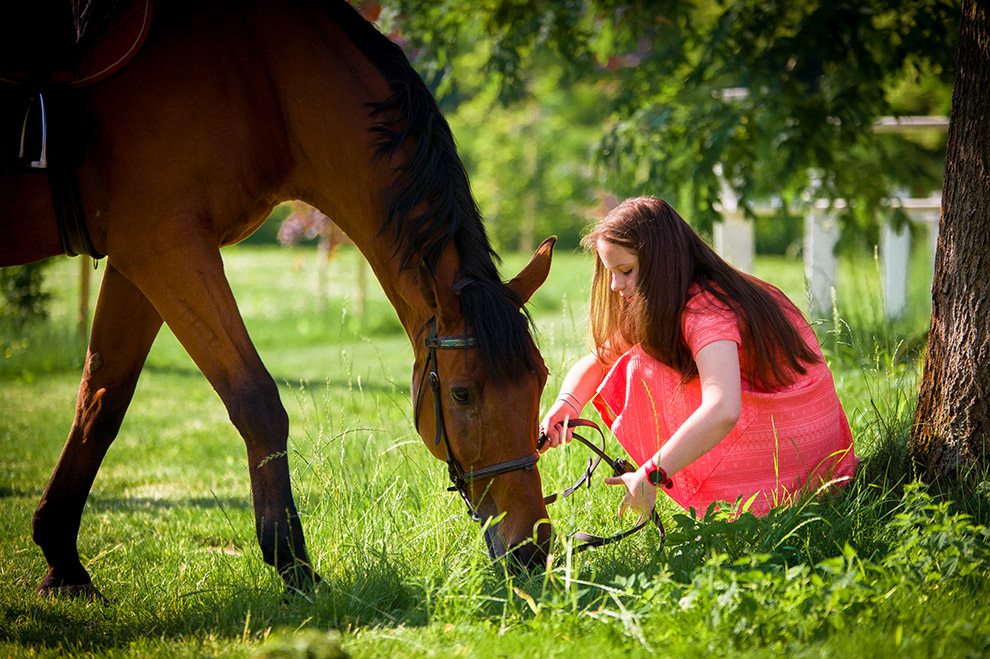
[582,196,820,390]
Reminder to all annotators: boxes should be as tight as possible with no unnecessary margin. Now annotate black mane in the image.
[320,0,538,381]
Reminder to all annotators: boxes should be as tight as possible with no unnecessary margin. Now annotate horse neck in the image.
[262,0,487,341]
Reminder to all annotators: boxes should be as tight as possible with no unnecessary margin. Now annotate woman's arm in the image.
[604,339,742,517]
[539,352,609,448]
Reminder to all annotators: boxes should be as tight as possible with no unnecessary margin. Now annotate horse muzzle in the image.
[482,516,551,573]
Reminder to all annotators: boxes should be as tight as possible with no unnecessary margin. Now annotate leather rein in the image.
[414,315,664,552]
[539,418,665,552]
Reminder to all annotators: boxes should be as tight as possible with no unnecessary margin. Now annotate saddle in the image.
[0,0,153,88]
[0,0,152,258]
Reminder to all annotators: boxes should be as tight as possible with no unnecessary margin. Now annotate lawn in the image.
[1,242,987,658]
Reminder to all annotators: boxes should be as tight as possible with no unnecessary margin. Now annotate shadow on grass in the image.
[140,362,404,399]
[0,554,424,655]
[83,495,253,513]
[0,485,44,499]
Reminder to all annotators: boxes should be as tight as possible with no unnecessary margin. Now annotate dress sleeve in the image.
[681,290,742,357]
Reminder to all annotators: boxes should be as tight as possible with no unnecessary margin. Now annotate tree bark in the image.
[911,0,990,476]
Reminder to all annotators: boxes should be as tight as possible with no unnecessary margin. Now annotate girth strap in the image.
[48,165,102,258]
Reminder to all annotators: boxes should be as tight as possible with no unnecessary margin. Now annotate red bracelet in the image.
[643,458,673,489]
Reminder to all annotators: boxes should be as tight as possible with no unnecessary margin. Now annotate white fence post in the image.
[882,221,911,318]
[805,205,839,318]
[713,166,755,273]
[714,212,755,274]
[711,158,941,321]
[882,195,941,319]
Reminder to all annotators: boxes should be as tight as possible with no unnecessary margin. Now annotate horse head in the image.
[412,237,555,570]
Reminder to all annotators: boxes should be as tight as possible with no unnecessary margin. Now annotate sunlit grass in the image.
[1,243,985,659]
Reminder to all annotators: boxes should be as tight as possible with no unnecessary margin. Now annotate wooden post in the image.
[520,113,538,255]
[77,258,90,339]
[355,253,366,318]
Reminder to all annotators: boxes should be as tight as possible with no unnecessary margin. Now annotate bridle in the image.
[413,316,665,552]
[414,316,540,523]
[538,418,665,552]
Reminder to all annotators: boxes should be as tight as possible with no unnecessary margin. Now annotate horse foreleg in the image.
[34,264,163,599]
[118,241,319,593]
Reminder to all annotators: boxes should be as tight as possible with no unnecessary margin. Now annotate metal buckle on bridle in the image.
[538,418,665,552]
[414,316,539,523]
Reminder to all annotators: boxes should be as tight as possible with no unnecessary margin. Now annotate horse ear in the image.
[506,236,555,305]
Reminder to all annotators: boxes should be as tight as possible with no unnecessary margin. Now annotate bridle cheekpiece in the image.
[414,316,540,522]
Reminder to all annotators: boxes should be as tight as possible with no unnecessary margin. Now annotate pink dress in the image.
[593,288,858,517]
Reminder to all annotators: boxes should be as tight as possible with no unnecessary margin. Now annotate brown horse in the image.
[0,0,554,598]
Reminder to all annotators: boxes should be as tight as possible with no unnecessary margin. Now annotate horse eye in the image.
[451,388,472,405]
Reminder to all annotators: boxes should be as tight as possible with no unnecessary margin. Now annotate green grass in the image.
[2,243,987,658]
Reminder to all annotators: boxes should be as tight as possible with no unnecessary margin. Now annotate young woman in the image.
[540,196,857,520]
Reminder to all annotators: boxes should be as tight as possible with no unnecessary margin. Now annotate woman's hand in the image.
[604,468,658,521]
[539,353,609,451]
[538,399,580,451]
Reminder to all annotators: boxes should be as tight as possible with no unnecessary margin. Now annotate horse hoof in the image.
[286,575,324,599]
[280,579,327,605]
[37,581,109,604]
[279,561,322,595]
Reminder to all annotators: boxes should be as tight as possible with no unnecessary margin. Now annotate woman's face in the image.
[597,239,639,302]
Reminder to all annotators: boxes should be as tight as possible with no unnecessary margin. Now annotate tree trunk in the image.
[911,0,990,476]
